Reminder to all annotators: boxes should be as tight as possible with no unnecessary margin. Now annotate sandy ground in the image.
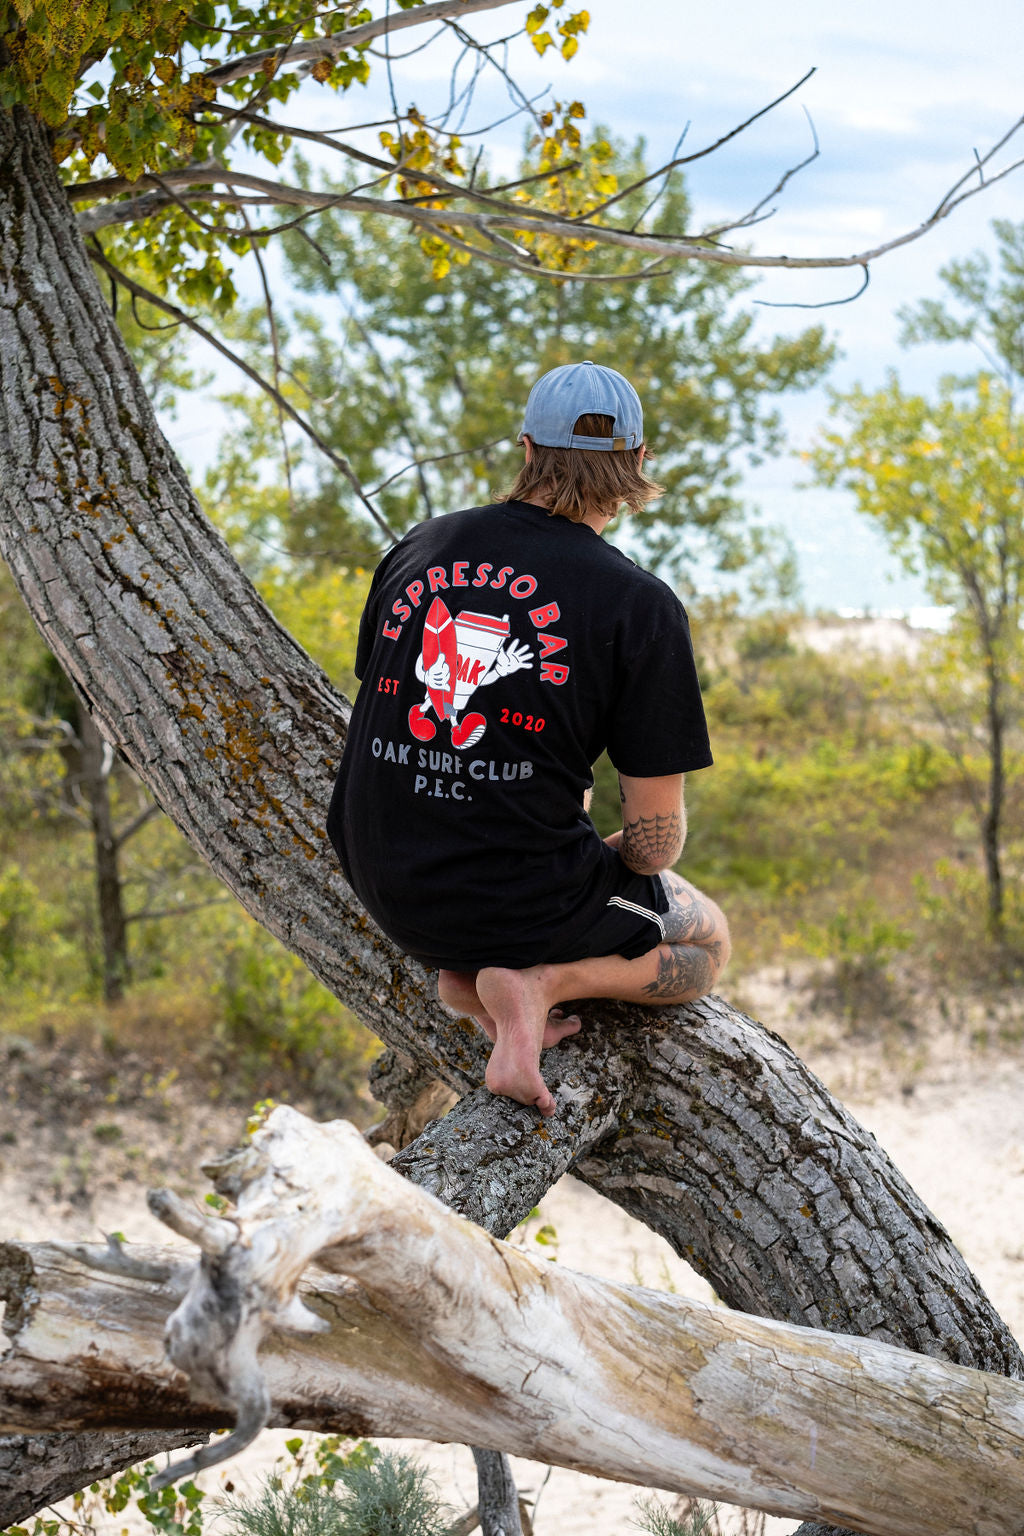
[797,613,929,661]
[3,985,1024,1536]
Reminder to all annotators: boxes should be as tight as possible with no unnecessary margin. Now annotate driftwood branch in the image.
[3,1108,1024,1536]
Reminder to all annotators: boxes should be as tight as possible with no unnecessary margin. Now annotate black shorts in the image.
[408,866,671,973]
[548,867,670,964]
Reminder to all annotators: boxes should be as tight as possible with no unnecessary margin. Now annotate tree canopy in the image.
[203,134,833,582]
[811,367,1024,936]
[5,0,1022,329]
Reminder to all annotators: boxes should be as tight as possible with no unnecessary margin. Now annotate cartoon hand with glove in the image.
[415,654,452,691]
[487,639,534,680]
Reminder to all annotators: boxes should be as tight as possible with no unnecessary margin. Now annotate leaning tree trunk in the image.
[0,101,1022,1536]
[4,1110,1024,1536]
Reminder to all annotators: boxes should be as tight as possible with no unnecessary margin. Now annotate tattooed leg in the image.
[641,871,729,1002]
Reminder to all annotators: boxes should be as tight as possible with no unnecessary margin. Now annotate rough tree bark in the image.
[3,1111,1024,1536]
[1,102,1022,1536]
[0,1432,210,1523]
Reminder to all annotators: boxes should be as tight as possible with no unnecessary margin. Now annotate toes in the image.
[485,1060,556,1116]
[541,1013,582,1047]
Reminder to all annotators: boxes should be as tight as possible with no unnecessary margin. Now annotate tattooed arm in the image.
[611,772,686,875]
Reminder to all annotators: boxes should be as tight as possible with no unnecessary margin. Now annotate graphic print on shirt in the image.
[407,597,534,750]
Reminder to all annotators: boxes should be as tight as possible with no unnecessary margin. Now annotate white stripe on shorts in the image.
[607,894,666,941]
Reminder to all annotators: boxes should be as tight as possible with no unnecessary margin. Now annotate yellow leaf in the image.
[561,35,578,59]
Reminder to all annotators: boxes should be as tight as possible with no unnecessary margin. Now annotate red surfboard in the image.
[422,596,457,720]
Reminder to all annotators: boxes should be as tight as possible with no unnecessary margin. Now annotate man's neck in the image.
[522,494,612,535]
[580,508,614,534]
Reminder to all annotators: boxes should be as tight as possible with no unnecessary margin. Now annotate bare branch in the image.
[200,0,522,94]
[443,16,548,140]
[755,263,870,310]
[367,436,509,497]
[701,106,821,241]
[69,132,582,231]
[574,67,818,224]
[928,109,1024,219]
[50,1235,182,1286]
[124,896,233,925]
[241,206,298,518]
[112,800,162,850]
[87,241,399,547]
[70,114,1024,280]
[435,218,673,283]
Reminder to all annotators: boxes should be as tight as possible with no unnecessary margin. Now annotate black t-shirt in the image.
[326,500,712,968]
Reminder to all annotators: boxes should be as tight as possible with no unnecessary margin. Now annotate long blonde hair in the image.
[502,413,664,523]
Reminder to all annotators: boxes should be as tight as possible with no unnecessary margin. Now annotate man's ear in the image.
[523,435,534,466]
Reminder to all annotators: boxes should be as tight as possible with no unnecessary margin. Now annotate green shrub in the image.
[225,1450,453,1536]
[212,929,374,1092]
[632,1496,720,1536]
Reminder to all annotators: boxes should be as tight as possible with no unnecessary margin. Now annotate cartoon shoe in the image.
[408,703,436,741]
[451,712,486,750]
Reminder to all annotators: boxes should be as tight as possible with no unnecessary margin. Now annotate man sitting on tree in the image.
[327,361,730,1115]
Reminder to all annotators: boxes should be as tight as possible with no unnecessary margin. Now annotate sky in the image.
[161,0,1024,614]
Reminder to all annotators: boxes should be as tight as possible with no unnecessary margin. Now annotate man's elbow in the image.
[620,825,686,877]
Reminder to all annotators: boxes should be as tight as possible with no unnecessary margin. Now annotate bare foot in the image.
[476,966,559,1116]
[437,969,482,1014]
[438,969,498,1040]
[542,1008,583,1047]
[439,969,580,1050]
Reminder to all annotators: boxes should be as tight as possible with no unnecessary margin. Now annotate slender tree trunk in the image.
[470,1448,524,1536]
[77,700,129,999]
[982,653,1005,936]
[1,102,1023,1536]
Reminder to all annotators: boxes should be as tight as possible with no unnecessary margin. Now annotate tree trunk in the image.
[981,654,1005,935]
[2,1111,1024,1536]
[1,101,1023,1536]
[470,1448,524,1536]
[77,699,129,999]
[0,1430,210,1526]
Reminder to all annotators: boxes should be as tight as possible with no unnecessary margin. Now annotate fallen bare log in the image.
[2,1108,1023,1536]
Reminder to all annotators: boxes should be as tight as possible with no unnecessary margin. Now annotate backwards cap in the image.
[518,360,643,452]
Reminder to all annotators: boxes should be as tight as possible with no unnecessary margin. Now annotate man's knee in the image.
[709,906,731,982]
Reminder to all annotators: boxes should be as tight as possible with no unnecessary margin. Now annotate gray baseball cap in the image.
[518,360,644,451]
